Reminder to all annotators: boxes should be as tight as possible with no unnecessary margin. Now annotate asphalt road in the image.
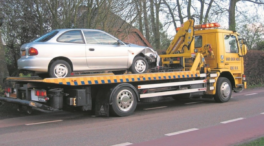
[0,88,264,146]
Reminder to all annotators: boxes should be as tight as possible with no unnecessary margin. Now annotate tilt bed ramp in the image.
[0,71,219,117]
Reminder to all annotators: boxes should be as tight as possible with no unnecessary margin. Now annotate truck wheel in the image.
[49,60,72,78]
[111,87,137,117]
[214,77,232,103]
[131,56,149,74]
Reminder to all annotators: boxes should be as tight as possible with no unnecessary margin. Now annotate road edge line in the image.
[221,118,244,124]
[25,120,63,126]
[165,128,199,136]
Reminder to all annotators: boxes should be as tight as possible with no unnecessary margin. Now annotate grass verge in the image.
[247,83,264,89]
[238,137,264,146]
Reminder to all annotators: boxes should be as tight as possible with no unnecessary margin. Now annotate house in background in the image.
[77,6,152,48]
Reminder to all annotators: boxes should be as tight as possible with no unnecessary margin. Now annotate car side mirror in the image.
[117,40,123,46]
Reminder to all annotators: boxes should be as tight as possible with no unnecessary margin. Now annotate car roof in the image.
[54,28,104,32]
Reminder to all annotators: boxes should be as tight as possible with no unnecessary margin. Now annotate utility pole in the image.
[0,16,9,88]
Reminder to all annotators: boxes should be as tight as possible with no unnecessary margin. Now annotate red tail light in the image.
[35,90,47,97]
[5,87,11,93]
[242,74,246,81]
[28,47,38,56]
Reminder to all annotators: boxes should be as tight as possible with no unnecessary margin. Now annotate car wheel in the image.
[131,56,149,74]
[110,87,137,117]
[112,70,126,75]
[49,60,71,78]
[214,77,232,103]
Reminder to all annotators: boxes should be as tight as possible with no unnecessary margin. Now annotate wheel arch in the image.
[219,72,235,89]
[48,57,73,72]
[109,83,140,105]
[128,53,146,68]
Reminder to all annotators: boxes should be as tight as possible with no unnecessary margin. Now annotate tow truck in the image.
[0,19,247,116]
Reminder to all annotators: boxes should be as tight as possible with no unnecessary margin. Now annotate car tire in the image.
[131,56,149,74]
[112,70,126,75]
[49,60,72,78]
[110,87,137,117]
[214,77,232,103]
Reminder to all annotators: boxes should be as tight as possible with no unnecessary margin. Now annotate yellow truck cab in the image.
[195,28,246,95]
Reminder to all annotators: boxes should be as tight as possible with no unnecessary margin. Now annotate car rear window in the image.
[33,30,59,42]
[57,30,84,44]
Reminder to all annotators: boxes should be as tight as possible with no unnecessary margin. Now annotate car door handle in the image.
[89,48,95,51]
[225,63,229,65]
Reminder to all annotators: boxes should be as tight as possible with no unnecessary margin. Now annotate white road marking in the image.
[112,142,133,146]
[221,118,244,124]
[165,128,199,136]
[261,113,264,115]
[25,120,63,126]
[185,102,199,105]
[144,106,167,110]
[245,93,257,96]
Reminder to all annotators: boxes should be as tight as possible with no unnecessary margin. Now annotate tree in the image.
[143,0,150,41]
[0,17,9,86]
[239,22,264,49]
[198,0,214,24]
[228,0,264,31]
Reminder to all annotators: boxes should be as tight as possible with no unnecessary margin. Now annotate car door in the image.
[56,30,87,71]
[83,30,128,70]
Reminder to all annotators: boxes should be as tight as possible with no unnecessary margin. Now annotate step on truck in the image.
[0,19,248,117]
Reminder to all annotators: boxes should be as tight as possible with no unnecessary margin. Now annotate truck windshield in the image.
[33,30,59,42]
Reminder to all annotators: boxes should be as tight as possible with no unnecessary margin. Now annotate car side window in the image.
[224,35,238,53]
[57,30,84,43]
[83,31,118,45]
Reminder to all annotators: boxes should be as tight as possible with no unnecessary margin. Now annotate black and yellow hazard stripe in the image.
[42,71,201,86]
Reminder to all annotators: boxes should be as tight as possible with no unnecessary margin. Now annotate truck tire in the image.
[131,56,149,74]
[110,87,137,117]
[49,60,72,78]
[214,77,232,103]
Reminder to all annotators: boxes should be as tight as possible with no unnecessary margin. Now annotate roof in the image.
[77,7,152,48]
[116,29,152,48]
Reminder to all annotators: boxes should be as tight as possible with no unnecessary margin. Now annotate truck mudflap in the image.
[0,96,59,112]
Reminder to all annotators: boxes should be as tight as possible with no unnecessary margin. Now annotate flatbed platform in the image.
[7,71,202,86]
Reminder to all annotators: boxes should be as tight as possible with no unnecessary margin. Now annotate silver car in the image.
[17,29,159,78]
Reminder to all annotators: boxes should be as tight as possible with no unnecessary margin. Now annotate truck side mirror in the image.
[238,39,247,56]
[241,44,247,56]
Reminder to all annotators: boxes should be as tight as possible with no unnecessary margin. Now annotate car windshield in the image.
[33,30,59,42]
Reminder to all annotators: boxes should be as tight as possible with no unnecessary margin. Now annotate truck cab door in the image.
[223,35,241,73]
